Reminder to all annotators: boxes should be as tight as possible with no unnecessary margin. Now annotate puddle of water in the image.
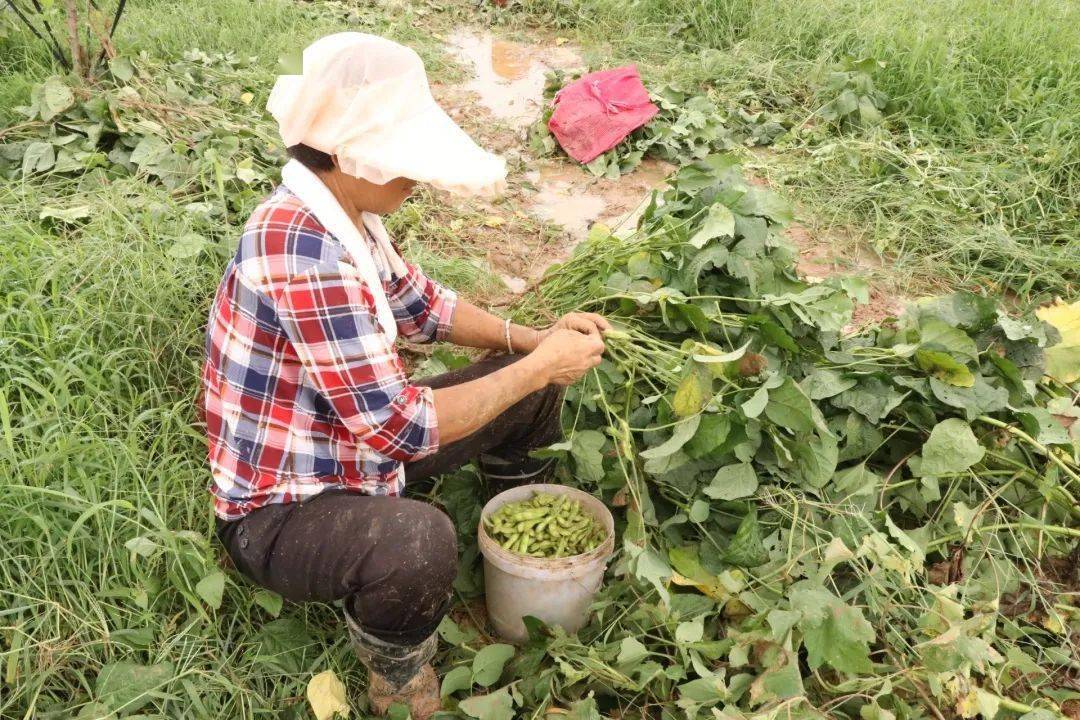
[491,40,531,80]
[445,32,582,128]
[500,274,529,294]
[525,158,674,241]
[528,182,607,238]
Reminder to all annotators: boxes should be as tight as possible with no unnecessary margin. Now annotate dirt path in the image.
[432,29,906,325]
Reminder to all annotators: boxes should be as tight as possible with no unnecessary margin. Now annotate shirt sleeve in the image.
[270,260,440,462]
[386,258,457,344]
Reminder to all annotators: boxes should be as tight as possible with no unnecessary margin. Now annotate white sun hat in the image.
[268,32,506,197]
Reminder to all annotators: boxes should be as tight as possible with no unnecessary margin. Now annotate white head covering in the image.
[268,33,507,197]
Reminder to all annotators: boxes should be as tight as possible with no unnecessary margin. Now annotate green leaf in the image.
[75,702,115,720]
[641,416,701,459]
[789,582,874,674]
[802,368,856,400]
[734,186,793,224]
[440,665,474,697]
[129,135,170,169]
[703,462,758,500]
[459,687,515,720]
[95,661,175,715]
[168,234,209,259]
[1044,344,1080,383]
[767,609,802,639]
[249,618,317,674]
[917,418,985,476]
[916,293,997,332]
[570,430,606,484]
[123,535,159,558]
[1016,406,1070,446]
[630,545,672,602]
[929,376,1008,421]
[437,616,471,646]
[833,463,880,496]
[22,141,55,175]
[685,413,730,459]
[915,349,975,387]
[885,515,925,566]
[675,616,704,644]
[750,660,803,704]
[996,311,1046,344]
[617,637,649,668]
[724,510,768,567]
[678,675,728,710]
[689,203,735,248]
[110,56,136,82]
[833,378,907,423]
[741,385,768,418]
[918,317,978,361]
[764,377,815,433]
[567,696,602,720]
[688,499,710,522]
[195,571,225,609]
[669,544,742,601]
[38,76,75,122]
[792,432,838,489]
[683,246,729,290]
[471,644,515,688]
[253,589,283,617]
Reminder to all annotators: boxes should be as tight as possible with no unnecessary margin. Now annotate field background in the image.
[1,0,1077,718]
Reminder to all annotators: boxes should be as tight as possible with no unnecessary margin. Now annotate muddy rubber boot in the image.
[346,611,441,720]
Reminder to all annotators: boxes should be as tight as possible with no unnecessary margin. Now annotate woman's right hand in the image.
[529,328,605,386]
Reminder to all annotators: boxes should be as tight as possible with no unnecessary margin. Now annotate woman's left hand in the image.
[539,312,611,342]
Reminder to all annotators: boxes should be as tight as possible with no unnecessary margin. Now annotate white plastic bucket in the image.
[478,483,615,643]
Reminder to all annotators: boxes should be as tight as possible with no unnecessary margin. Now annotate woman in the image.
[202,33,608,718]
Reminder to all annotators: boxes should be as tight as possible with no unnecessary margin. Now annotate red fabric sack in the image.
[547,65,659,164]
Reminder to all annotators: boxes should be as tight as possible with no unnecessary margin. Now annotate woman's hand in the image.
[527,328,605,386]
[537,312,611,344]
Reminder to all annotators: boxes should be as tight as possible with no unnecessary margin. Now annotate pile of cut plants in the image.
[434,155,1080,720]
[528,72,790,179]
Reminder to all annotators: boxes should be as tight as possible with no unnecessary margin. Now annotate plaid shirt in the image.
[203,186,456,520]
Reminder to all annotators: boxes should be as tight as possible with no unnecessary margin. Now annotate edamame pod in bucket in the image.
[478,484,615,643]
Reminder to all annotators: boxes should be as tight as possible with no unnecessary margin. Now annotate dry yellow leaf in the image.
[1037,299,1080,345]
[670,571,729,601]
[1036,299,1080,383]
[954,689,979,718]
[239,92,254,105]
[307,670,350,720]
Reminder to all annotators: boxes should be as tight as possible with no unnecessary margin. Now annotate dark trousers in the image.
[216,354,563,644]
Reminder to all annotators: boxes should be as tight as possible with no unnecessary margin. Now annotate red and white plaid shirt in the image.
[203,186,456,520]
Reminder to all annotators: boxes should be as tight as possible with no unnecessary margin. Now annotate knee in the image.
[394,500,458,591]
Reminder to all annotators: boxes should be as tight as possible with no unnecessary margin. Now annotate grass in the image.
[0,0,1076,716]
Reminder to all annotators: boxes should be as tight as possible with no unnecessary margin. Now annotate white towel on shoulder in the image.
[281,159,406,343]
